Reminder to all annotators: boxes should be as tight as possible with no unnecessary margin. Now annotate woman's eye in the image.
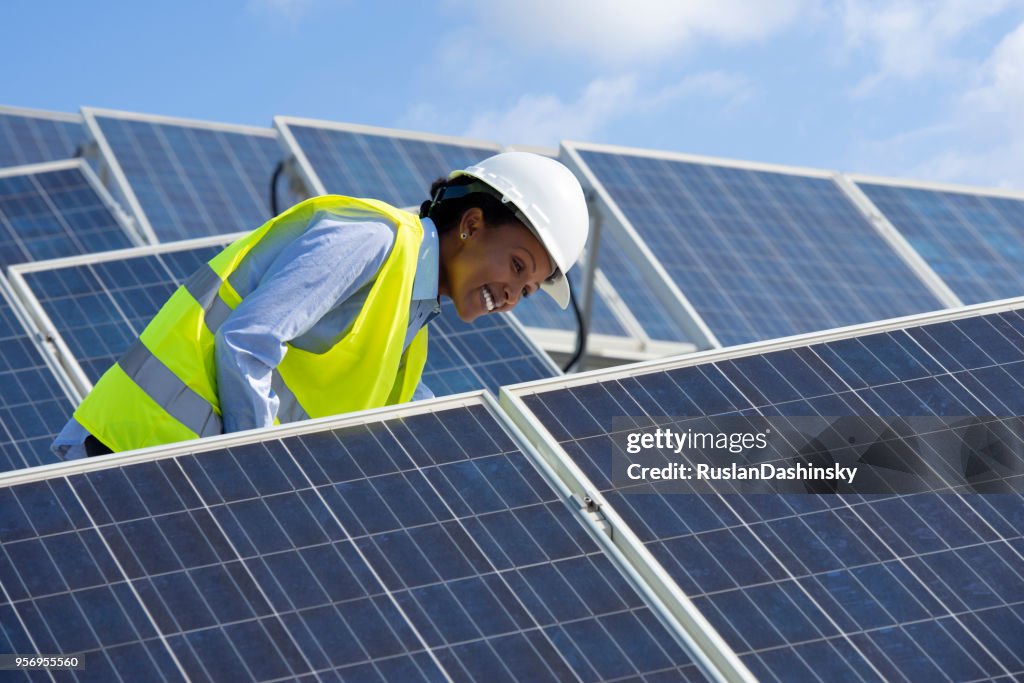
[513,259,523,274]
[522,287,531,299]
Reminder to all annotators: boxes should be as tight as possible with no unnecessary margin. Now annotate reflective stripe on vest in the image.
[74,195,428,453]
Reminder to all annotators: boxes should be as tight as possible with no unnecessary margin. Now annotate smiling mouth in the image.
[482,285,496,312]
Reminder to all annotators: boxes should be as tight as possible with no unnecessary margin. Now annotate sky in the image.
[3,0,1024,189]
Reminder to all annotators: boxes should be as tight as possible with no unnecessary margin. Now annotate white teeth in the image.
[482,286,495,311]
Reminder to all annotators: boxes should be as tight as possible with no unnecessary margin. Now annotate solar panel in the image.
[0,395,709,681]
[275,118,502,208]
[503,300,1024,682]
[852,175,1024,306]
[82,108,283,243]
[0,279,76,473]
[565,143,950,348]
[0,160,137,267]
[0,106,86,168]
[12,238,558,399]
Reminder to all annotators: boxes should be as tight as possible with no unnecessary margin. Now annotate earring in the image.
[460,232,468,240]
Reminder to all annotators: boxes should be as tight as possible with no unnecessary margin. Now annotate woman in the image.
[51,152,589,457]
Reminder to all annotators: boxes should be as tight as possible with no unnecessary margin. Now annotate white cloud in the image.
[855,20,1024,188]
[460,71,752,147]
[840,0,1016,94]
[465,0,814,63]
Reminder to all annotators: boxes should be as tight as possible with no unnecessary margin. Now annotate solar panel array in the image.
[567,145,948,347]
[0,397,708,682]
[0,107,86,168]
[15,241,558,397]
[855,178,1024,306]
[0,283,72,472]
[84,109,283,243]
[0,161,135,267]
[505,302,1024,682]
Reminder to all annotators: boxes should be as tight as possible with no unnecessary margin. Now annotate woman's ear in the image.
[459,207,485,238]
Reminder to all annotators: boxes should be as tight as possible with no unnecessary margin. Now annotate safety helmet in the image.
[448,152,589,309]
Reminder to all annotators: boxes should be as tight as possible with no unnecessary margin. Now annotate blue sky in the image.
[4,1,1024,188]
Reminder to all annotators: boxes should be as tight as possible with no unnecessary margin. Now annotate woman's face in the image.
[440,208,554,323]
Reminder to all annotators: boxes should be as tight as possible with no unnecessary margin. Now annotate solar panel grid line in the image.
[501,300,1024,681]
[498,388,756,683]
[832,174,963,308]
[560,143,721,350]
[103,419,444,680]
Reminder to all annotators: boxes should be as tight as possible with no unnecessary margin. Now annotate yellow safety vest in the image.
[75,196,429,453]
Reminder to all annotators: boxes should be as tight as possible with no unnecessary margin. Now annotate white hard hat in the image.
[449,152,589,309]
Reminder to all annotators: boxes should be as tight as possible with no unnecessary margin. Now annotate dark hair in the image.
[419,176,519,234]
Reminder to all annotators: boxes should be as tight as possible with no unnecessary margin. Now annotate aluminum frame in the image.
[0,104,81,123]
[81,107,279,246]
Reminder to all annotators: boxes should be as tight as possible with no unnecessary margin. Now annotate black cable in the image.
[270,160,285,215]
[562,274,587,373]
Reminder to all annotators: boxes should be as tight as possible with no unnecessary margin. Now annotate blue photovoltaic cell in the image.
[0,110,85,167]
[0,164,134,266]
[0,401,707,681]
[857,181,1024,305]
[22,245,556,395]
[0,287,71,473]
[577,149,946,346]
[283,123,499,209]
[516,307,1024,682]
[90,114,282,242]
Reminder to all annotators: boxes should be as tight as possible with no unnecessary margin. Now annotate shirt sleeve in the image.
[215,217,395,433]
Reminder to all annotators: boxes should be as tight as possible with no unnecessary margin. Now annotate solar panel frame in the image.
[844,171,1024,306]
[81,107,282,245]
[0,391,716,682]
[0,105,86,169]
[561,141,959,350]
[500,296,1024,682]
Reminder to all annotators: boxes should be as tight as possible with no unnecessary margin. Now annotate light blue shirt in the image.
[52,215,440,460]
